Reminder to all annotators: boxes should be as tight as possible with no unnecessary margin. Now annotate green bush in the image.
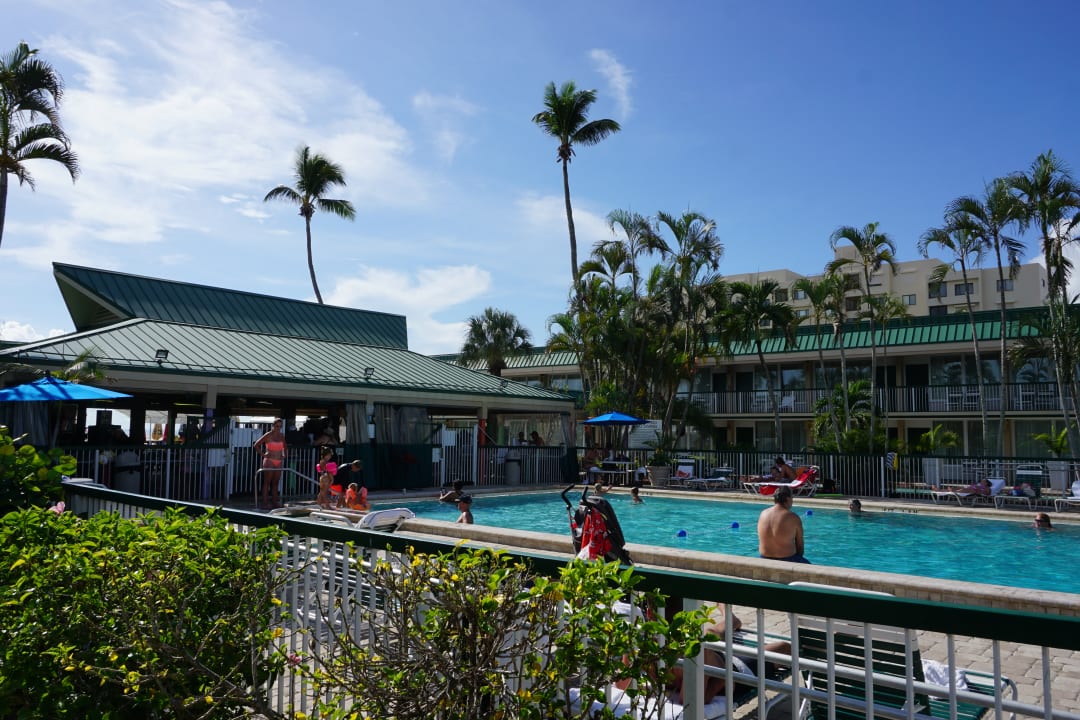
[304,546,708,720]
[0,425,75,515]
[0,506,288,719]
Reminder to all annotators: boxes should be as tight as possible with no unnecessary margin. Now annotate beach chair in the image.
[744,466,818,497]
[930,478,1005,507]
[1054,479,1080,512]
[672,464,698,488]
[791,585,1016,720]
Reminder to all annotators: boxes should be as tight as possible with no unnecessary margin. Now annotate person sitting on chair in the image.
[768,457,796,481]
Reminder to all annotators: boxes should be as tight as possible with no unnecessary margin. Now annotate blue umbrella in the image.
[0,376,131,402]
[584,411,647,425]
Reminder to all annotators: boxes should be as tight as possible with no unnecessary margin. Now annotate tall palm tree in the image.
[821,269,853,433]
[828,222,897,453]
[1009,151,1080,455]
[459,307,532,377]
[264,146,356,304]
[532,81,621,289]
[864,293,910,448]
[0,42,80,249]
[948,178,1025,455]
[725,280,796,450]
[793,276,843,449]
[919,222,991,453]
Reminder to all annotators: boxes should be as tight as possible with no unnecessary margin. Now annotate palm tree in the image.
[828,222,897,453]
[919,222,990,453]
[264,146,356,304]
[793,276,842,449]
[725,280,796,450]
[0,42,80,249]
[459,308,532,377]
[864,293,910,448]
[532,81,621,289]
[948,178,1025,455]
[1008,151,1080,454]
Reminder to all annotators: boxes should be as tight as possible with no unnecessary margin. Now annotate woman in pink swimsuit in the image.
[254,419,287,509]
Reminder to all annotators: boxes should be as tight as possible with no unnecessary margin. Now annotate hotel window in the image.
[954,282,973,296]
[997,278,1014,292]
[903,294,916,305]
[793,288,807,300]
[844,273,861,291]
[929,305,948,317]
[845,296,860,312]
[773,288,788,303]
[928,282,947,299]
[795,308,810,318]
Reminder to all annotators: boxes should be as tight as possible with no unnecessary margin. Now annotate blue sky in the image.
[2,0,1079,354]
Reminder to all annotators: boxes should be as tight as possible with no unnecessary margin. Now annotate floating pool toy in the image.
[730,521,740,529]
[805,510,813,516]
[676,529,688,538]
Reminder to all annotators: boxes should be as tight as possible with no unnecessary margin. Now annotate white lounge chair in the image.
[1054,480,1080,512]
[930,478,1005,506]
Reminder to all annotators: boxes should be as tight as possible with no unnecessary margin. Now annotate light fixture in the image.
[154,349,169,365]
[499,379,508,390]
[364,367,375,380]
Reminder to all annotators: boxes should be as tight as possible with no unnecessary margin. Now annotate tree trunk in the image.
[306,216,323,304]
[864,271,877,455]
[993,237,1009,456]
[960,262,989,454]
[561,159,579,290]
[0,170,8,250]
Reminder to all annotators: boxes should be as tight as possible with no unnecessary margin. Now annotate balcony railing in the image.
[682,382,1069,415]
[61,481,1080,720]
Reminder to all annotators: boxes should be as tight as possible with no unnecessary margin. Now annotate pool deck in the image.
[231,485,1080,714]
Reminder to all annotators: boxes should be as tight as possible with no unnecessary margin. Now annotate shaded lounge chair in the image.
[744,466,818,497]
[791,584,1016,720]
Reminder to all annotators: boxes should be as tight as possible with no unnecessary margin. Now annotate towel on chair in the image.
[922,659,968,690]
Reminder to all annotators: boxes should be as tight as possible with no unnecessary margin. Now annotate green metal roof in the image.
[0,319,571,402]
[732,307,1043,356]
[433,346,579,372]
[53,263,409,349]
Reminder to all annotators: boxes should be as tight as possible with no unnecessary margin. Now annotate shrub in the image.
[0,506,288,719]
[0,425,75,515]
[304,546,708,720]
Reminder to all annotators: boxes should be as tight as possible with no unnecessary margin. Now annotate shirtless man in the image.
[757,486,810,563]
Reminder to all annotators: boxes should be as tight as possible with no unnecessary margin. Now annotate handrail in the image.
[255,466,317,494]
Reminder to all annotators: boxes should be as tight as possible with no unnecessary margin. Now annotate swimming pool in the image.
[376,491,1078,594]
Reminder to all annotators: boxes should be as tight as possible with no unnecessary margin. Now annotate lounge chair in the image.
[791,584,1016,720]
[744,466,818,497]
[567,641,789,719]
[930,478,1005,506]
[1054,479,1080,512]
[672,464,698,488]
[308,507,415,532]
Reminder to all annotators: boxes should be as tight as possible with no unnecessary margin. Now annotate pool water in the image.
[376,491,1078,594]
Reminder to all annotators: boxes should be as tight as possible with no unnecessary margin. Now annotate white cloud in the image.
[0,320,66,343]
[412,90,480,163]
[18,0,428,264]
[589,49,632,120]
[237,205,271,220]
[324,265,492,354]
[515,193,610,252]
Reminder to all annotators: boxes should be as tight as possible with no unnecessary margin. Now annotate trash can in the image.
[505,458,521,486]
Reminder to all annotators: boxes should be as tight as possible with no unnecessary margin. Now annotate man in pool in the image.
[757,486,810,563]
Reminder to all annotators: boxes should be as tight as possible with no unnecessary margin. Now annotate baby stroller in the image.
[561,485,633,565]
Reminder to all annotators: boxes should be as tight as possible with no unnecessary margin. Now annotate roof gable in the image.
[53,263,409,349]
